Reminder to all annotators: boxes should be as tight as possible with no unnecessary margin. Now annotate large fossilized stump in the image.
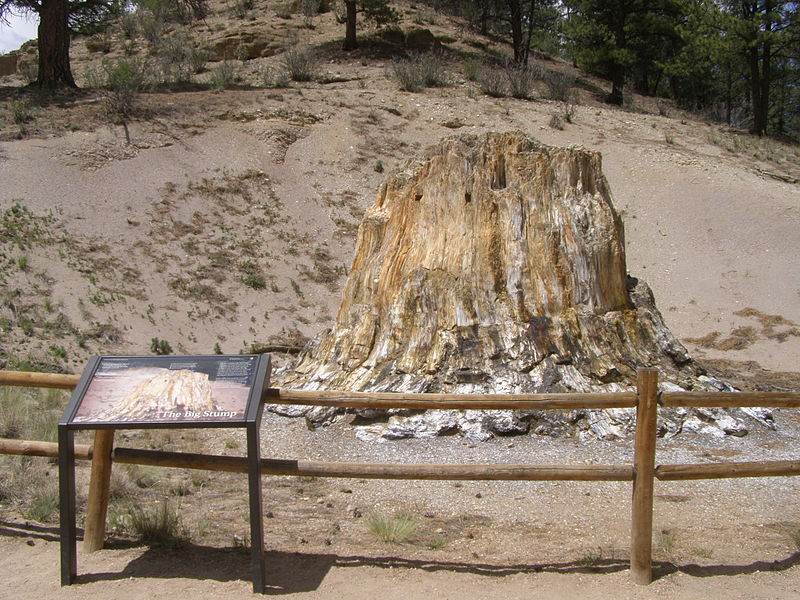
[276,132,768,440]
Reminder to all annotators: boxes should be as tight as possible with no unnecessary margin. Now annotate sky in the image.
[0,11,39,55]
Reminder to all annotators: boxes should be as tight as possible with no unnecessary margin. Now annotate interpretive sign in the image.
[59,354,271,593]
[64,355,263,427]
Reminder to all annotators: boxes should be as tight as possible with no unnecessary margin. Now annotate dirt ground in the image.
[4,406,800,600]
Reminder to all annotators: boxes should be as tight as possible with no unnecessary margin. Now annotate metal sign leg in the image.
[58,425,77,585]
[247,421,266,593]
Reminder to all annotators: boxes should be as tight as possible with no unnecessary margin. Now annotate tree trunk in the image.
[748,41,770,136]
[342,1,358,51]
[609,63,625,105]
[507,0,524,63]
[37,0,76,88]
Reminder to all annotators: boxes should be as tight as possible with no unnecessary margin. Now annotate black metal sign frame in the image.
[58,354,271,593]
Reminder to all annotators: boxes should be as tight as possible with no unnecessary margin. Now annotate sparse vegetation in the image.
[477,65,507,98]
[128,500,190,546]
[26,491,60,522]
[505,63,537,100]
[150,337,173,355]
[392,52,448,92]
[281,45,319,82]
[577,548,602,567]
[210,60,240,89]
[366,509,418,543]
[243,273,266,289]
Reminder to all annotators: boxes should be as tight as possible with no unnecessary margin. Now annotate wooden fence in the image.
[1,368,800,586]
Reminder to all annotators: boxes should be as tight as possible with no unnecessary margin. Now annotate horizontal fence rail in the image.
[661,391,800,408]
[0,439,634,481]
[2,368,800,587]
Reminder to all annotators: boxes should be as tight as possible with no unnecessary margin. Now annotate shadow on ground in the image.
[3,520,800,594]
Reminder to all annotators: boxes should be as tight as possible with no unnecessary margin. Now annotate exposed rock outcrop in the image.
[274,132,771,441]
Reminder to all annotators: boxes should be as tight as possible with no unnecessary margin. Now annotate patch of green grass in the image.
[27,491,59,522]
[366,509,418,543]
[243,273,266,290]
[0,386,66,441]
[128,500,190,547]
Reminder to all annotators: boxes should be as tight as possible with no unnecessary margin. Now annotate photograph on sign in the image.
[71,355,259,424]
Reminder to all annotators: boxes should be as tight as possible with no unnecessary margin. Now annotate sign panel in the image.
[64,355,262,427]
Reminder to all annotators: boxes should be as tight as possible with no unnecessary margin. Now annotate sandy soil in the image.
[4,410,800,599]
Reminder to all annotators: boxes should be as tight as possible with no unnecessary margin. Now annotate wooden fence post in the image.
[631,368,658,584]
[83,429,115,552]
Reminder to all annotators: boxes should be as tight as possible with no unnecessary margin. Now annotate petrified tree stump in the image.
[275,132,770,440]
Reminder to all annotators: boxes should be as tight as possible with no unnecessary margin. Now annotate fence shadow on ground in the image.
[4,520,798,596]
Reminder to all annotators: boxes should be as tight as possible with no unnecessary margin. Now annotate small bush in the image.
[281,45,319,82]
[18,60,38,85]
[86,32,113,54]
[138,11,165,47]
[228,0,254,19]
[120,13,139,40]
[477,65,506,98]
[150,337,173,355]
[543,69,575,101]
[367,510,418,543]
[505,63,537,100]
[11,98,34,125]
[462,57,482,82]
[104,58,150,121]
[548,113,564,130]
[260,65,291,88]
[243,273,266,289]
[392,52,448,92]
[209,60,239,89]
[128,500,189,546]
[156,35,202,83]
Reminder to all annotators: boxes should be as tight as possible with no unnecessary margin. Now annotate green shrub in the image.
[243,273,266,289]
[150,337,173,355]
[282,45,319,82]
[19,60,38,85]
[10,98,34,125]
[462,57,482,81]
[120,13,139,40]
[155,34,205,82]
[228,0,254,19]
[104,58,150,120]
